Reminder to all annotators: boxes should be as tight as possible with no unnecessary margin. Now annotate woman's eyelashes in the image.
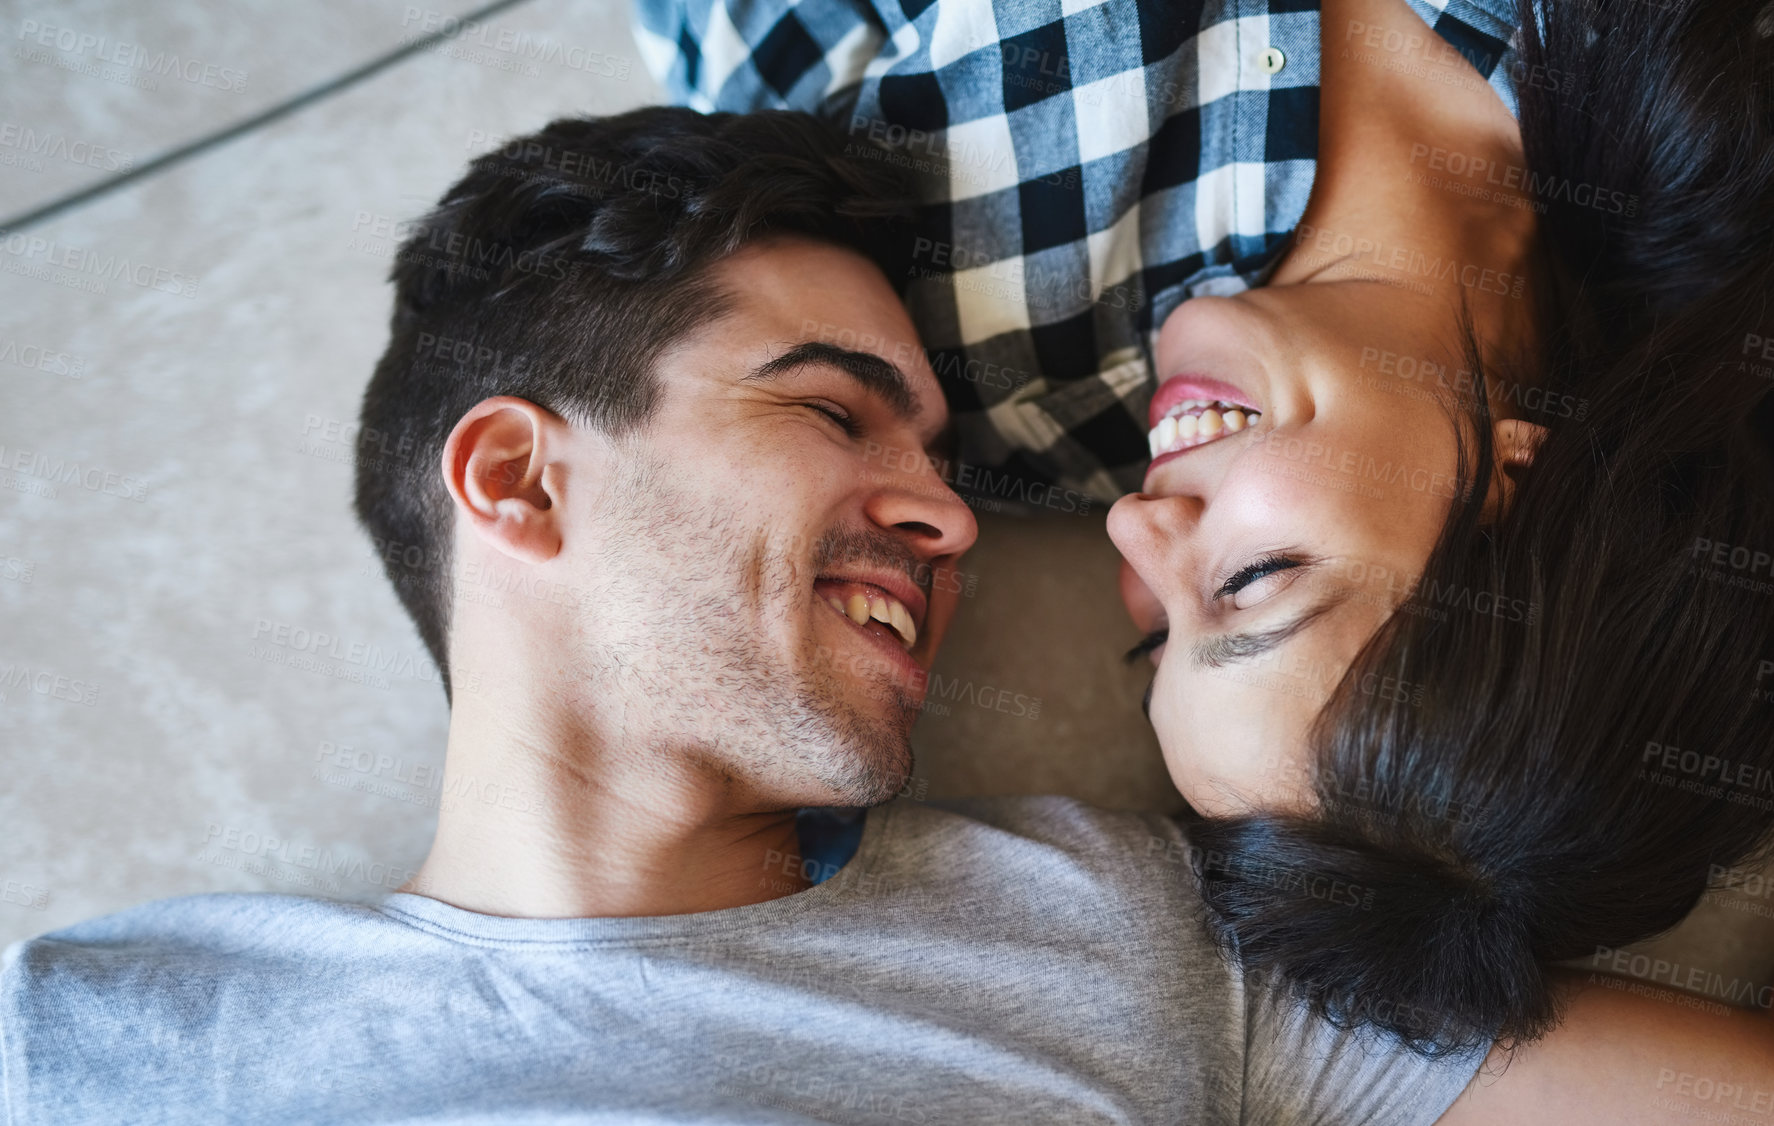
[1213,553,1306,609]
[1122,628,1168,665]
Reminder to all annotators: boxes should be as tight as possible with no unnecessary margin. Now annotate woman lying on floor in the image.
[642,0,1774,1053]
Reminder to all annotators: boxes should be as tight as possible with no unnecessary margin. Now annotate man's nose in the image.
[863,452,979,562]
[862,450,980,666]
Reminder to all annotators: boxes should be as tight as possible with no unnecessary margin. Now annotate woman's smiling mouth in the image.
[1146,399,1260,458]
[1146,375,1264,462]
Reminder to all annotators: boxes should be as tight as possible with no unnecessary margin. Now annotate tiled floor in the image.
[0,0,1172,948]
[3,0,498,217]
[2,0,1765,1003]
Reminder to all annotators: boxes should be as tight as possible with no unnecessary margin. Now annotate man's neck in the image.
[400,695,812,920]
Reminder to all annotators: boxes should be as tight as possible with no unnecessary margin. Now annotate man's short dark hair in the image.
[352,107,913,697]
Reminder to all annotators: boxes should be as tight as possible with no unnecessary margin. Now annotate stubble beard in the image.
[582,459,917,808]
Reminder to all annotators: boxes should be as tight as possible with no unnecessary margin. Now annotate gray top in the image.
[1,796,1482,1124]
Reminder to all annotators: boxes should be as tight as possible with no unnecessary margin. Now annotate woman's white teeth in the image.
[1147,400,1259,457]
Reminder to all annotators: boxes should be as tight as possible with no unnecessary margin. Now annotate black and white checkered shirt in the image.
[634,0,1523,503]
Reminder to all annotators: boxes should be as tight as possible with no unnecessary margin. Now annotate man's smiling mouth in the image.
[812,579,918,650]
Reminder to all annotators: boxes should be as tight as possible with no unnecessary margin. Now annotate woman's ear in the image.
[1482,418,1547,523]
[441,396,565,565]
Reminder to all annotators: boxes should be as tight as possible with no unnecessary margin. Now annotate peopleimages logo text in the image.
[250,619,442,684]
[15,20,247,91]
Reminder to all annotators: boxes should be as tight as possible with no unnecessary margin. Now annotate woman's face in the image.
[1107,281,1515,816]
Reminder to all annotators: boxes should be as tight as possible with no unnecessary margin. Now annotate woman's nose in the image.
[1106,490,1203,613]
[1116,558,1166,632]
[1107,488,1201,561]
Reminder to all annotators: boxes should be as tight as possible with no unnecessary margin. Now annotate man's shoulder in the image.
[2,892,396,1035]
[1,893,411,1120]
[7,890,384,961]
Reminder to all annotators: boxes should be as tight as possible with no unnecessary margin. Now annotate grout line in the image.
[0,0,539,232]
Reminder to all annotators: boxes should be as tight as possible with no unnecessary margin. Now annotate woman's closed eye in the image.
[1122,628,1168,665]
[1214,553,1307,610]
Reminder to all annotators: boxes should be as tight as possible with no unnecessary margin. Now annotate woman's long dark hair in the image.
[1186,0,1774,1055]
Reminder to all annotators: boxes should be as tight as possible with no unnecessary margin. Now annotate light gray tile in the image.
[0,0,577,217]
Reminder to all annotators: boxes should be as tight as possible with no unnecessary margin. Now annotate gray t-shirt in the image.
[0,797,1482,1124]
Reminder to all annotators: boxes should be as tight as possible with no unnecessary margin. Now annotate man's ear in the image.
[1481,418,1547,523]
[441,396,565,565]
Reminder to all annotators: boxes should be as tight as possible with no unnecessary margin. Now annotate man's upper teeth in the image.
[1147,400,1259,457]
[820,583,917,650]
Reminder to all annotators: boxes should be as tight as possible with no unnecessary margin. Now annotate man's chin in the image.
[840,746,917,808]
[823,709,917,807]
[792,667,922,805]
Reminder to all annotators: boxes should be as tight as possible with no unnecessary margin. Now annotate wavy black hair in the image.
[1185,0,1774,1055]
[352,108,913,698]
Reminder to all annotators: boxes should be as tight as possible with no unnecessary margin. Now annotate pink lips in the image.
[1148,375,1261,428]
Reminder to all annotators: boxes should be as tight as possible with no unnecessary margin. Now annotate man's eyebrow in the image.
[745,341,921,422]
[1190,594,1343,669]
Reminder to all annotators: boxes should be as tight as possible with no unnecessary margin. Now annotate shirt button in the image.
[1259,46,1286,74]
